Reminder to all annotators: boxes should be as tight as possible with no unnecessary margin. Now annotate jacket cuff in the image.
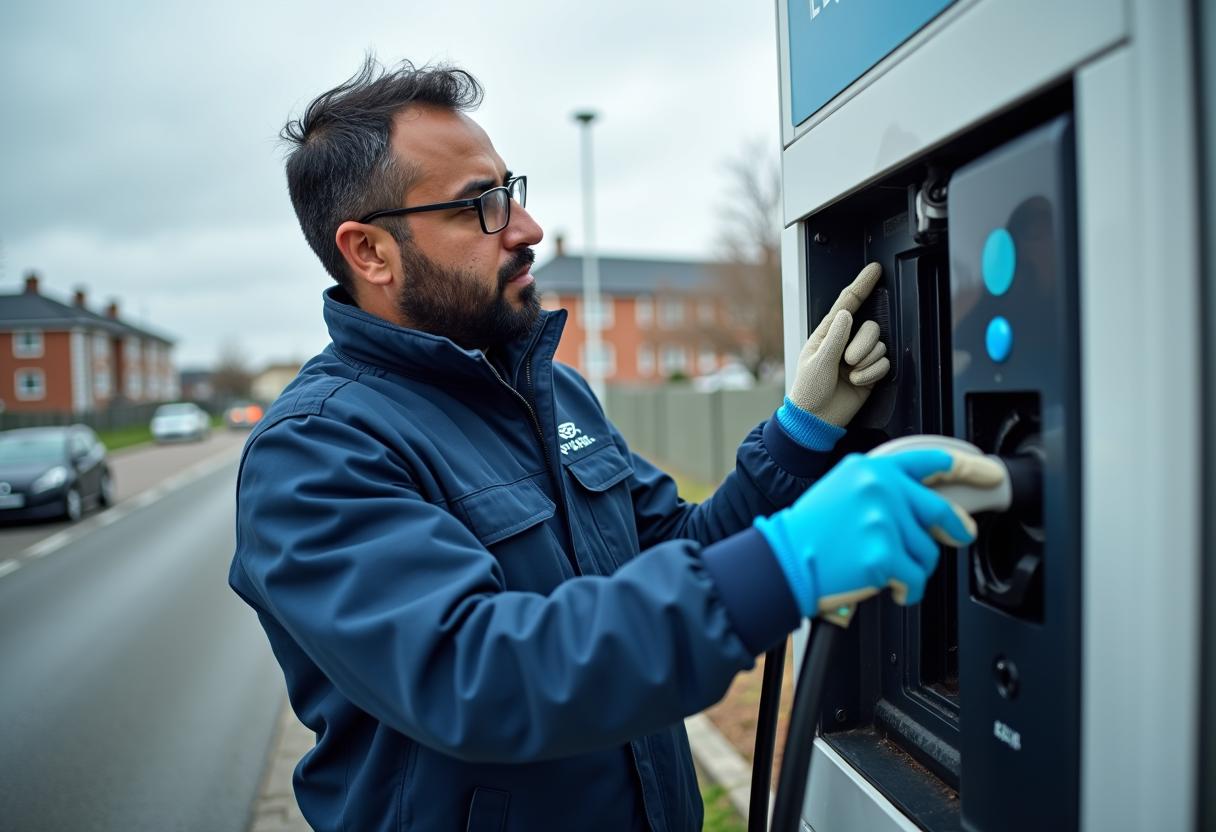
[762,416,837,480]
[775,398,845,451]
[700,528,801,655]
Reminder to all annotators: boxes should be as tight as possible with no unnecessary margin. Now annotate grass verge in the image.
[96,424,155,452]
[701,783,746,832]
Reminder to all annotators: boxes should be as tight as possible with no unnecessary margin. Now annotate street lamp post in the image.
[573,110,605,401]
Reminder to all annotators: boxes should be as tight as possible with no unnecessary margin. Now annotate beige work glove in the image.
[789,262,890,427]
[819,439,1009,628]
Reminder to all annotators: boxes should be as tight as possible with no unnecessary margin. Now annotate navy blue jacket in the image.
[229,288,831,831]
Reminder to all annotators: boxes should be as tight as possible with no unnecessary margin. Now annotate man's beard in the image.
[396,245,541,350]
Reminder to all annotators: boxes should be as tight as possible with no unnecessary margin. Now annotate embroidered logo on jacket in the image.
[557,421,597,455]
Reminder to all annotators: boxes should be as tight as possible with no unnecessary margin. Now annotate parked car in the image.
[692,361,756,392]
[0,426,113,523]
[151,402,211,443]
[224,401,264,430]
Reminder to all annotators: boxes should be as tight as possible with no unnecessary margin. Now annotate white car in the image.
[150,403,211,443]
[692,362,756,392]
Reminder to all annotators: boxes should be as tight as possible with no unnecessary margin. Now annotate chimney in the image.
[73,286,87,308]
[105,300,119,319]
[555,233,565,258]
[23,271,39,294]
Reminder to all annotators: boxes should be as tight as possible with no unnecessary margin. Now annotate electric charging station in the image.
[772,2,1209,830]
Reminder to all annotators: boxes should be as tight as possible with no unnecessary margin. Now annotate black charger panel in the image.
[948,115,1082,832]
[805,187,965,827]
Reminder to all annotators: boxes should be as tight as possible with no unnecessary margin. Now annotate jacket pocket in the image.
[455,478,555,546]
[565,444,634,493]
[455,478,572,590]
[564,444,639,571]
[465,786,510,832]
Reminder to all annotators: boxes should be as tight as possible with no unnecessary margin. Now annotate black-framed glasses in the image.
[358,176,527,234]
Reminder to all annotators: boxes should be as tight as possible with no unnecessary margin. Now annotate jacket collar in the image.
[321,286,567,388]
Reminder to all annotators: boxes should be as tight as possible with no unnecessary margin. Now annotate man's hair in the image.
[281,56,483,293]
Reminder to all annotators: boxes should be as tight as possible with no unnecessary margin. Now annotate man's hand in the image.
[754,449,986,620]
[788,262,890,428]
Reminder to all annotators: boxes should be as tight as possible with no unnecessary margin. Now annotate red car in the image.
[224,402,264,430]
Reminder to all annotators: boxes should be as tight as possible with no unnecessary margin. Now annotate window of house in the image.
[698,346,717,374]
[126,367,142,399]
[660,298,685,328]
[145,344,161,399]
[94,369,111,398]
[637,344,655,377]
[126,337,142,398]
[13,330,43,358]
[728,304,751,327]
[634,295,653,327]
[579,296,614,330]
[70,330,88,413]
[15,369,45,401]
[660,345,688,375]
[698,300,716,325]
[579,342,616,377]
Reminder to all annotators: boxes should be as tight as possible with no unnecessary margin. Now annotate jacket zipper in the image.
[485,360,550,470]
[496,351,652,825]
[484,358,581,576]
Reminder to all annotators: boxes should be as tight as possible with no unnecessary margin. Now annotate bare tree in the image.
[211,341,254,403]
[689,141,784,378]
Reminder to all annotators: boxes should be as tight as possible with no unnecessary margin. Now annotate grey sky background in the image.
[0,1,780,369]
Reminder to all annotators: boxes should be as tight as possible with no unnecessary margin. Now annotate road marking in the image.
[5,449,242,573]
[26,531,74,559]
[96,507,129,527]
[131,487,167,509]
[160,469,193,490]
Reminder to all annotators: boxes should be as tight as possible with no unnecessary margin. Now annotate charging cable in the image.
[751,436,1019,831]
[768,620,844,832]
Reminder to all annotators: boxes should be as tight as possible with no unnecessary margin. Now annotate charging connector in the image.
[754,434,1037,831]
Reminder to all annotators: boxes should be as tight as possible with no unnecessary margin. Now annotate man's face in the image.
[396,241,540,350]
[387,106,544,348]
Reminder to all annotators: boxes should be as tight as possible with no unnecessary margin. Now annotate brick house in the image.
[532,243,755,385]
[0,273,177,414]
[251,362,304,405]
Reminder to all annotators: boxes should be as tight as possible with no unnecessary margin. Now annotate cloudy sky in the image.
[0,1,780,369]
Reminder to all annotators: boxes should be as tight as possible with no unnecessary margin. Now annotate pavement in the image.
[248,704,761,831]
[248,704,313,832]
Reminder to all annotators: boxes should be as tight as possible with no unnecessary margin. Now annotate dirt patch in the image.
[703,648,796,784]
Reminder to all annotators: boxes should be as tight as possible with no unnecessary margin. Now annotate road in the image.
[0,431,287,831]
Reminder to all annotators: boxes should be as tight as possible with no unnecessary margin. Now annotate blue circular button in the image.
[982,228,1016,296]
[986,316,1013,363]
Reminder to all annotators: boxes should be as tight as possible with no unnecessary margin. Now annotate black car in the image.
[0,426,113,523]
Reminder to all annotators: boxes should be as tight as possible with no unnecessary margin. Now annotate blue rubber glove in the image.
[754,450,978,619]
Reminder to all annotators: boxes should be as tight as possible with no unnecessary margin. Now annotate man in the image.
[230,58,992,832]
